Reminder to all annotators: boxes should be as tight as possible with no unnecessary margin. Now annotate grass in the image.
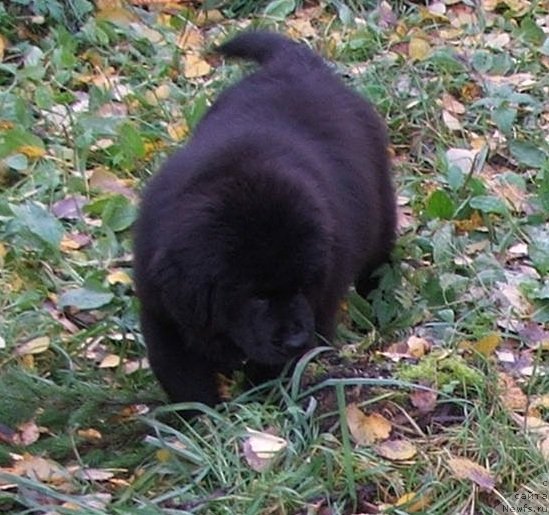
[1,0,549,513]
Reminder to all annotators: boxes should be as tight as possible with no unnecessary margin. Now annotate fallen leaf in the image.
[18,145,46,158]
[122,357,149,374]
[15,421,40,446]
[485,32,510,50]
[375,439,417,460]
[473,333,501,356]
[407,335,429,358]
[243,428,287,472]
[346,404,392,445]
[11,453,70,486]
[60,233,91,252]
[98,354,121,368]
[77,428,102,441]
[410,389,437,414]
[446,148,478,174]
[447,457,495,491]
[176,25,204,51]
[156,448,171,463]
[167,121,189,141]
[441,93,465,114]
[106,270,132,286]
[75,468,114,481]
[498,373,528,412]
[52,196,88,220]
[538,437,549,459]
[408,37,431,61]
[442,110,462,131]
[15,336,50,356]
[183,54,212,79]
[89,168,137,200]
[395,491,432,512]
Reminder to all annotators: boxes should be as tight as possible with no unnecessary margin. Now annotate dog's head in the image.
[149,163,333,365]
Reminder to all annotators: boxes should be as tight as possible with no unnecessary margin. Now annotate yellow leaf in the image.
[346,404,392,445]
[106,270,132,285]
[375,439,417,460]
[18,145,46,158]
[473,333,501,356]
[167,121,189,141]
[98,354,121,368]
[156,448,172,462]
[77,428,102,441]
[396,491,432,512]
[15,336,50,356]
[96,6,137,25]
[408,37,431,61]
[407,335,429,358]
[0,34,7,62]
[447,457,495,491]
[183,54,212,79]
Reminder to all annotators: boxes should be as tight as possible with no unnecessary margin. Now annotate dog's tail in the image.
[218,31,300,65]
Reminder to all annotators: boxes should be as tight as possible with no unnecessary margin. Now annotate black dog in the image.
[134,31,396,407]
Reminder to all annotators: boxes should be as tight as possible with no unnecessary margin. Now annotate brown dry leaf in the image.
[176,25,204,50]
[243,428,287,472]
[395,491,432,512]
[106,270,132,286]
[447,457,495,491]
[498,373,528,412]
[375,439,417,461]
[0,34,7,61]
[538,437,549,459]
[446,148,478,174]
[77,428,102,441]
[60,233,91,252]
[14,421,40,446]
[442,110,462,131]
[195,9,224,27]
[374,1,397,29]
[346,404,392,445]
[75,468,114,481]
[410,389,437,414]
[11,453,71,486]
[442,93,465,114]
[407,335,429,358]
[531,395,549,410]
[510,413,549,434]
[287,18,316,38]
[122,357,149,374]
[96,4,138,25]
[98,354,121,368]
[408,37,431,61]
[89,167,137,200]
[485,32,510,50]
[15,336,50,356]
[183,53,212,79]
[497,282,530,316]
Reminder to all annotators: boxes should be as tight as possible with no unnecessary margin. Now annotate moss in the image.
[396,351,484,392]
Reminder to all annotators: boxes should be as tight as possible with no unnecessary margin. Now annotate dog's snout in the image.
[282,329,310,351]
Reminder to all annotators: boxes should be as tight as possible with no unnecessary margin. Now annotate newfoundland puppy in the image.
[134,31,396,407]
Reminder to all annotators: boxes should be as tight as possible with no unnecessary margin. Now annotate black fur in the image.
[133,31,396,407]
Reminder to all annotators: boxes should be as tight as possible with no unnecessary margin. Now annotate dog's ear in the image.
[148,248,213,329]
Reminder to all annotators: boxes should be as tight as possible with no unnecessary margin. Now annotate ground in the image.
[0,0,548,513]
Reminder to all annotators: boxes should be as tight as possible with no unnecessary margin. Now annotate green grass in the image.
[0,0,548,513]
